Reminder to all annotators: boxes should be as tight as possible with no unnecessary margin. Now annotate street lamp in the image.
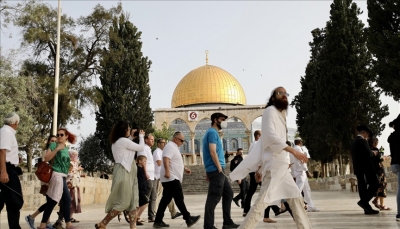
[52,0,61,135]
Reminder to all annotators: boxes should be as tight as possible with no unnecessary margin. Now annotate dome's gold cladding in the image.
[171,65,247,108]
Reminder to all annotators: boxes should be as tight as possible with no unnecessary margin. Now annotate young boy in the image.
[136,155,149,225]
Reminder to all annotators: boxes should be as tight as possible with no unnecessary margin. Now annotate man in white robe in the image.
[291,137,319,212]
[231,87,312,229]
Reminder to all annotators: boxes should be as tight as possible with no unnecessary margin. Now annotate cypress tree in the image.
[95,13,153,160]
[293,0,388,170]
[367,0,400,101]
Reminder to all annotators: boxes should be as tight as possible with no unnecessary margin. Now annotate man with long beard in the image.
[230,87,311,229]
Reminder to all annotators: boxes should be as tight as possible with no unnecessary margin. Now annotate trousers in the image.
[0,163,24,229]
[238,171,312,229]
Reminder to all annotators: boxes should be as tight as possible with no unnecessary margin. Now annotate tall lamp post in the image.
[52,0,62,135]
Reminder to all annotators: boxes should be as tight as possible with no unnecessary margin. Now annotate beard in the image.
[275,97,288,110]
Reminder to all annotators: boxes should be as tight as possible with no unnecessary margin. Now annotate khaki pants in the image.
[155,179,177,217]
[239,171,312,229]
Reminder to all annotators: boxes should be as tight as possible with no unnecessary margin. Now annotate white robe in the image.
[230,106,301,204]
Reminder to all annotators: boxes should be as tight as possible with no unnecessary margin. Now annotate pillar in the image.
[245,130,252,153]
[190,131,197,165]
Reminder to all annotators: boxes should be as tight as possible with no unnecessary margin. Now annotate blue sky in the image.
[1,1,398,152]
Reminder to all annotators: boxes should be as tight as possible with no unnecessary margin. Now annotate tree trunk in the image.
[25,146,33,172]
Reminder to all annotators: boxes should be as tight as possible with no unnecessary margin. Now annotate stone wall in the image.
[20,174,113,211]
[19,162,398,210]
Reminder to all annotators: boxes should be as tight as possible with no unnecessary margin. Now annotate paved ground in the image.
[1,190,399,229]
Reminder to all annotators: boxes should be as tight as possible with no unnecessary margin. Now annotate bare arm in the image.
[209,143,222,173]
[44,143,65,162]
[0,149,8,183]
[285,146,308,163]
[156,160,162,166]
[163,157,171,178]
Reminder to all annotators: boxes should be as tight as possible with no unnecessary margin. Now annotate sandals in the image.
[70,218,80,223]
[95,223,106,229]
[380,205,391,210]
[372,200,380,209]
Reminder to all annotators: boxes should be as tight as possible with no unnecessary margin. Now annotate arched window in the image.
[194,140,200,153]
[231,139,238,151]
[223,139,227,151]
[180,141,189,153]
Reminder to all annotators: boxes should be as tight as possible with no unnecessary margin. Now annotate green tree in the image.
[95,13,153,161]
[292,28,329,163]
[0,0,23,31]
[0,49,47,171]
[292,0,389,174]
[151,122,175,151]
[367,0,400,101]
[78,134,112,177]
[14,1,122,130]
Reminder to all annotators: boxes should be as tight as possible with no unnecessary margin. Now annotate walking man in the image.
[351,125,379,214]
[203,112,239,229]
[153,138,182,219]
[138,134,157,222]
[243,130,261,216]
[231,148,247,208]
[230,87,311,229]
[153,132,200,228]
[291,137,319,212]
[0,112,24,229]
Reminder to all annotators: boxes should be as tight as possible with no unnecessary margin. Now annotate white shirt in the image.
[112,135,144,172]
[0,125,19,165]
[160,141,184,183]
[291,145,308,172]
[138,145,155,180]
[248,140,258,154]
[153,148,163,179]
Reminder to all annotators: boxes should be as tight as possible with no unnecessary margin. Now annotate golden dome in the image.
[171,65,247,108]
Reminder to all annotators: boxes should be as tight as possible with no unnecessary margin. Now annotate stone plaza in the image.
[1,190,398,229]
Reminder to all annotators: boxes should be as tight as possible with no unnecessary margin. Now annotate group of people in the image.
[24,135,83,229]
[1,85,400,229]
[0,113,82,229]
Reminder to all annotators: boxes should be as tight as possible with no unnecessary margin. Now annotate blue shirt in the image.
[202,128,225,172]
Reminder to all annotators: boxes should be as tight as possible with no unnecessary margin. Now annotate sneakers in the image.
[52,221,65,229]
[171,212,182,219]
[307,207,320,212]
[25,215,35,229]
[222,223,240,229]
[46,223,54,229]
[186,215,201,227]
[153,221,170,228]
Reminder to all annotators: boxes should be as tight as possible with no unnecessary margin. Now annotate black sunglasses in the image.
[57,134,65,137]
[175,137,184,143]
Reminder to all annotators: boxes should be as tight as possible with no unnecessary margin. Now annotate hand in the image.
[255,171,262,183]
[130,129,137,138]
[0,171,9,183]
[293,150,308,164]
[56,143,65,151]
[139,130,145,136]
[164,171,170,179]
[218,166,223,173]
[78,166,84,171]
[238,179,242,185]
[184,167,191,174]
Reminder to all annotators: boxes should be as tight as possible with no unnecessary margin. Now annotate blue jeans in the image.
[391,164,400,216]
